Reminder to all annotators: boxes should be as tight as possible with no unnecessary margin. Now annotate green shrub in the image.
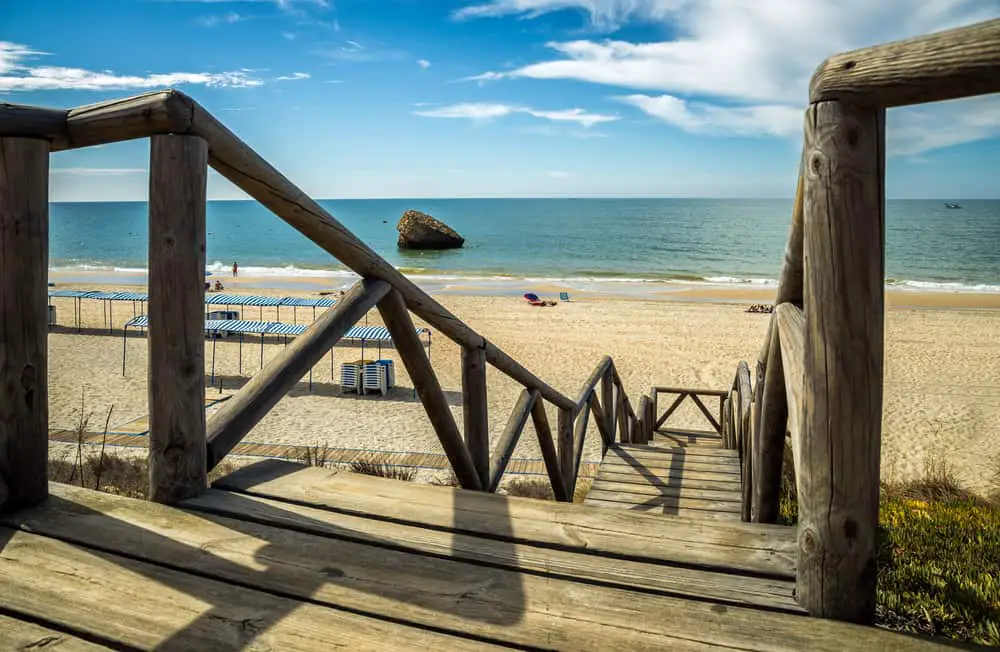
[877,497,1000,645]
[777,442,1000,645]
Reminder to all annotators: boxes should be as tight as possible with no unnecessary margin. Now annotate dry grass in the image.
[295,443,331,468]
[350,456,417,482]
[501,475,593,503]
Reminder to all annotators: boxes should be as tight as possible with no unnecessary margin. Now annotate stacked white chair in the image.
[340,363,360,394]
[362,362,388,396]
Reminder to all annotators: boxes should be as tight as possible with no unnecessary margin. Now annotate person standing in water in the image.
[232,261,239,279]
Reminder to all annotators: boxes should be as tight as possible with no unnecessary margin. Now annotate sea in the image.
[48,198,1000,293]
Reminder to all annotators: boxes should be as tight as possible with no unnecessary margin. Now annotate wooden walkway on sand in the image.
[48,427,600,479]
[0,463,947,650]
[585,429,742,520]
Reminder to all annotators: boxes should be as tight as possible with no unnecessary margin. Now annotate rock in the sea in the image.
[396,210,465,250]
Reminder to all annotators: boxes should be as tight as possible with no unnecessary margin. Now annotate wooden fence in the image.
[0,90,646,511]
[1,16,998,627]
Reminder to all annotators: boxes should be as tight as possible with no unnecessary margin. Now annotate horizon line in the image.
[49,196,993,203]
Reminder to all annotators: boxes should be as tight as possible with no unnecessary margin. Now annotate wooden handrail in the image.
[575,356,612,412]
[653,386,728,397]
[529,399,568,501]
[810,18,1000,107]
[775,303,804,479]
[0,90,575,412]
[205,278,391,470]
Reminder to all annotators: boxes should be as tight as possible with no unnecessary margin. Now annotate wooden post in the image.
[530,400,568,501]
[601,369,614,442]
[461,345,489,488]
[798,100,885,623]
[148,135,208,504]
[206,279,391,469]
[487,389,537,492]
[378,290,482,491]
[557,407,574,489]
[0,137,49,511]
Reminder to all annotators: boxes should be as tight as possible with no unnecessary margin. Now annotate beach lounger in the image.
[559,292,570,302]
[362,362,388,396]
[523,292,554,307]
[340,363,360,394]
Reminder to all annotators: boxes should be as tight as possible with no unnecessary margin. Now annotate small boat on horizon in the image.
[944,202,962,209]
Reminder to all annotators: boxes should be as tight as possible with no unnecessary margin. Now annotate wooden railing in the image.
[0,90,648,511]
[723,16,1000,625]
[651,387,726,436]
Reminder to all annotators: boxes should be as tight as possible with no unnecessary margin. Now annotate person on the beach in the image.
[232,261,239,278]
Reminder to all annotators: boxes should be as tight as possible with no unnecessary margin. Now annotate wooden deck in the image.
[0,461,948,650]
[584,429,743,520]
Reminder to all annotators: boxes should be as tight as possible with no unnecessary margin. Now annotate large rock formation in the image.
[396,210,465,250]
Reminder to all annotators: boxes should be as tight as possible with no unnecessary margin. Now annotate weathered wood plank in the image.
[0,137,49,511]
[206,278,391,470]
[15,490,951,650]
[488,389,538,491]
[461,345,489,487]
[0,527,493,650]
[605,447,740,467]
[755,313,788,524]
[589,479,742,502]
[214,459,798,577]
[616,443,738,460]
[654,391,686,430]
[378,290,482,491]
[148,134,208,504]
[601,368,614,444]
[810,18,1000,107]
[582,497,742,521]
[0,612,110,651]
[583,489,742,513]
[800,100,885,623]
[529,399,568,501]
[594,468,742,492]
[776,302,805,477]
[653,387,728,397]
[2,485,808,642]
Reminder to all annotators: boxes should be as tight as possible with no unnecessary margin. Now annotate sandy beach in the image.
[46,276,1000,492]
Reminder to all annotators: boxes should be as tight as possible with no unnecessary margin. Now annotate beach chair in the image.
[523,292,553,307]
[362,362,388,396]
[340,363,360,394]
[376,359,395,389]
[559,292,571,302]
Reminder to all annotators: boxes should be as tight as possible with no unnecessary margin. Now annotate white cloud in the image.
[546,170,571,178]
[888,95,1000,156]
[618,94,801,137]
[415,103,519,120]
[417,59,432,70]
[413,102,618,127]
[0,41,263,91]
[51,168,147,176]
[197,11,246,26]
[459,0,1000,152]
[318,39,408,63]
[275,71,310,81]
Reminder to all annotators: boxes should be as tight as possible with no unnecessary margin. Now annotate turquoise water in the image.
[49,198,1000,291]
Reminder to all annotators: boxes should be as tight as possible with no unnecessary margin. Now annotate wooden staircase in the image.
[585,428,743,520]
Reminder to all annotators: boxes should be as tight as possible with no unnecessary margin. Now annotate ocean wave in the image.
[47,263,999,293]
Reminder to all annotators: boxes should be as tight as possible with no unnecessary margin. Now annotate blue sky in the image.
[3,0,999,200]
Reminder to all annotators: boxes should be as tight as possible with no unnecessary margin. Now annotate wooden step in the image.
[589,479,743,502]
[601,454,741,474]
[213,459,794,577]
[583,497,743,520]
[616,443,740,461]
[594,467,742,491]
[0,482,947,651]
[0,612,111,651]
[584,489,743,515]
[0,527,490,651]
